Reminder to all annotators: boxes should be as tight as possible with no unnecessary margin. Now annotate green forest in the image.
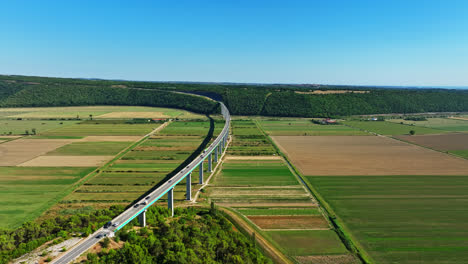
[1,75,468,117]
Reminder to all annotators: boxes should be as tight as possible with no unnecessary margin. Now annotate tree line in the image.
[1,75,468,117]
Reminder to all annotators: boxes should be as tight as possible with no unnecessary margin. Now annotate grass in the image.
[0,167,95,229]
[237,208,321,216]
[388,118,468,132]
[306,175,468,264]
[449,150,468,159]
[160,121,211,135]
[42,122,159,136]
[259,119,368,136]
[45,142,132,156]
[267,230,349,256]
[0,105,204,119]
[227,120,276,156]
[0,119,78,135]
[344,120,445,135]
[214,161,299,186]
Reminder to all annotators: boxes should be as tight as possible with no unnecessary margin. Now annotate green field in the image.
[388,118,468,132]
[450,150,468,159]
[267,230,349,256]
[0,167,95,229]
[259,119,368,136]
[0,105,204,119]
[0,119,78,135]
[45,142,132,156]
[227,120,276,156]
[214,161,300,186]
[344,120,444,135]
[66,120,213,206]
[42,122,159,136]
[307,175,468,264]
[237,208,321,216]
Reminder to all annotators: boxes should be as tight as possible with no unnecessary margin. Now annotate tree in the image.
[31,128,36,135]
[409,130,415,135]
[89,114,93,120]
[100,237,110,248]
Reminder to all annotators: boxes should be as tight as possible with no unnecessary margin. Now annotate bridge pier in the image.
[186,173,192,201]
[208,153,212,172]
[199,162,203,184]
[214,147,218,162]
[168,188,174,217]
[138,209,146,227]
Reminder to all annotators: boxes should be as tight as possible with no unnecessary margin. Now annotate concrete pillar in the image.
[186,173,191,201]
[168,188,174,217]
[208,153,212,172]
[138,210,146,227]
[214,147,218,162]
[199,162,203,184]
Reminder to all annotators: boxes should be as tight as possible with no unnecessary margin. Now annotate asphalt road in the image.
[52,102,230,264]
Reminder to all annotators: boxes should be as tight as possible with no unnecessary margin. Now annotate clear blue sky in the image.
[1,0,468,86]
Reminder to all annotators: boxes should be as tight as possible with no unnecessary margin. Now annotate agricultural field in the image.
[388,117,468,132]
[307,175,468,264]
[343,120,445,135]
[0,105,204,119]
[0,167,95,229]
[272,136,468,175]
[0,119,78,135]
[227,120,276,156]
[60,120,213,208]
[42,121,159,136]
[0,106,208,229]
[396,133,468,159]
[259,119,368,136]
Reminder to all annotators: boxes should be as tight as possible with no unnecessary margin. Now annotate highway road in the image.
[52,102,230,264]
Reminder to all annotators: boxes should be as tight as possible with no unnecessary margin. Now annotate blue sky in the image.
[1,0,468,86]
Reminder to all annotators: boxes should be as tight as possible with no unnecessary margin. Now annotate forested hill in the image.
[1,75,467,117]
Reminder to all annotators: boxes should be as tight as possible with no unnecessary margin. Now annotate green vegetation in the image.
[344,120,444,135]
[84,207,271,264]
[214,161,299,186]
[450,150,468,159]
[0,119,78,135]
[388,117,468,132]
[43,122,159,136]
[307,175,468,264]
[45,142,132,156]
[3,75,468,118]
[259,119,368,136]
[0,105,203,119]
[267,230,348,255]
[0,167,96,229]
[237,208,321,216]
[0,205,124,264]
[227,120,276,155]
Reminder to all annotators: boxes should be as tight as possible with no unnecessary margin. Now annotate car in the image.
[168,180,172,183]
[112,222,119,227]
[96,234,102,239]
[142,200,148,205]
[133,204,139,208]
[145,196,150,200]
[104,221,112,228]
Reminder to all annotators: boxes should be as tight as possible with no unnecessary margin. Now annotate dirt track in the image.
[273,136,468,176]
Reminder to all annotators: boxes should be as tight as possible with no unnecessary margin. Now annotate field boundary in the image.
[33,122,170,223]
[254,119,372,264]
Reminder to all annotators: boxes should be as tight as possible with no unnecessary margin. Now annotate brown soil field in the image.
[134,146,194,151]
[449,117,468,121]
[0,140,5,144]
[18,155,113,167]
[0,139,74,166]
[396,133,468,151]
[248,215,329,229]
[295,255,360,264]
[79,136,140,142]
[220,202,316,207]
[273,136,468,176]
[225,155,281,160]
[96,111,169,118]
